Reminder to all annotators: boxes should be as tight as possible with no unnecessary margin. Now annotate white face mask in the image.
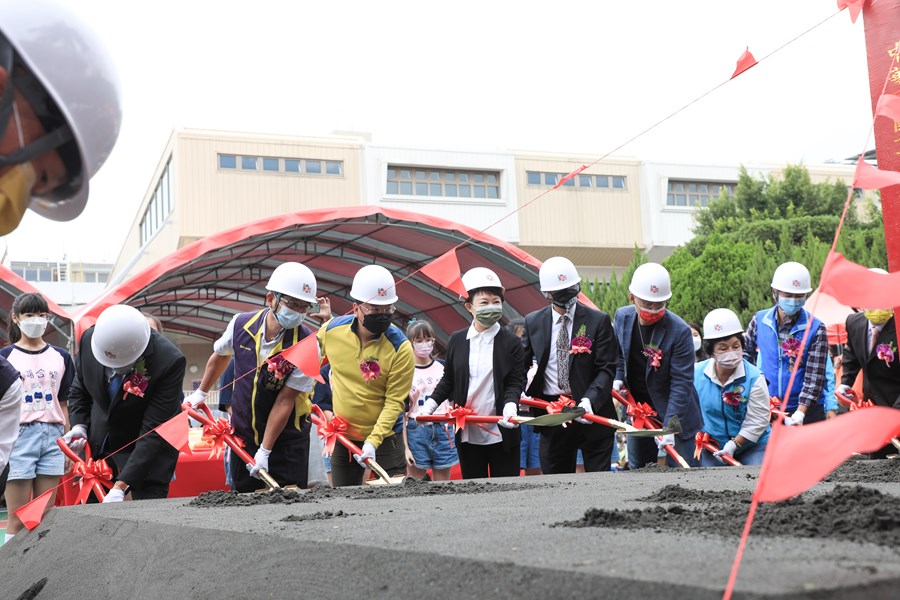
[692,336,702,352]
[715,350,743,369]
[18,316,48,339]
[413,340,434,358]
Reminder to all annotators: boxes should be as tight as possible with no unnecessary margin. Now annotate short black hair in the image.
[703,334,745,358]
[406,319,435,341]
[465,287,504,304]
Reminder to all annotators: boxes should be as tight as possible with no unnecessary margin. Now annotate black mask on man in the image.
[363,313,393,335]
[549,283,580,309]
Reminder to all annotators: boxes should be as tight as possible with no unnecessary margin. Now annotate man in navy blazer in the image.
[613,263,702,468]
[523,257,619,473]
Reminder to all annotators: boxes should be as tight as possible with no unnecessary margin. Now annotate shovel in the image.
[414,409,585,428]
[611,389,692,469]
[519,397,678,437]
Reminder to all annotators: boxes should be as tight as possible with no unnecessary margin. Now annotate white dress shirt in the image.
[463,322,501,445]
[543,304,576,396]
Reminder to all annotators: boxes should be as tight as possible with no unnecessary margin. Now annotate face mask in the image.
[715,350,743,369]
[864,309,893,326]
[18,316,48,339]
[413,340,434,358]
[474,305,503,327]
[362,313,393,336]
[638,307,665,325]
[778,296,805,316]
[549,284,580,310]
[692,336,702,353]
[274,305,305,329]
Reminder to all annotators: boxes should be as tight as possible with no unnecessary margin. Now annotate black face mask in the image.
[549,284,580,309]
[362,313,393,335]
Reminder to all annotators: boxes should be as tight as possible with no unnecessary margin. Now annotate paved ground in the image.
[1,466,898,599]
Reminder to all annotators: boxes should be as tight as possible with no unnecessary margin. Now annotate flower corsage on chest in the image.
[570,325,592,354]
[876,341,897,368]
[360,356,382,383]
[123,358,150,399]
[722,384,746,407]
[780,337,802,368]
[642,343,663,370]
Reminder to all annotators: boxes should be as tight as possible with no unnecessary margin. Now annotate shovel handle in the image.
[610,390,691,468]
[308,409,394,485]
[699,442,742,466]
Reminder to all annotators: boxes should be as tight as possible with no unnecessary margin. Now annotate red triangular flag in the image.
[280,334,324,384]
[755,407,900,503]
[818,253,900,310]
[731,47,757,79]
[837,0,864,24]
[156,411,192,455]
[876,93,900,121]
[553,165,589,190]
[419,249,468,297]
[853,157,900,190]
[13,489,53,530]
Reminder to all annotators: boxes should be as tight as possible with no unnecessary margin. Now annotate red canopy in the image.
[0,265,73,348]
[74,206,583,350]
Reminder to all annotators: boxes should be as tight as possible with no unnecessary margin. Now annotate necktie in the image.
[868,327,879,356]
[109,373,124,400]
[556,314,570,394]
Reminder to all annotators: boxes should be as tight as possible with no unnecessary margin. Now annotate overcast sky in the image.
[2,0,874,264]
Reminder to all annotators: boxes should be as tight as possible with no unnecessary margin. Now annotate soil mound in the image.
[825,459,900,484]
[640,484,752,504]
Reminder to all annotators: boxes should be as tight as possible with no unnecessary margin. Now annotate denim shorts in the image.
[519,423,541,469]
[406,420,459,470]
[8,422,65,480]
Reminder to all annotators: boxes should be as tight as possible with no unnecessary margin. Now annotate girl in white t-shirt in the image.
[403,320,458,480]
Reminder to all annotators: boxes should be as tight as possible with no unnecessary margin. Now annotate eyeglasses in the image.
[359,303,395,315]
[279,296,311,312]
[635,299,666,311]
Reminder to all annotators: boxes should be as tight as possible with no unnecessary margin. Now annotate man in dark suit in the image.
[613,263,702,468]
[522,256,619,473]
[65,304,186,501]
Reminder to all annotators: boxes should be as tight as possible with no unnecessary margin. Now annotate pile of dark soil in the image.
[190,477,539,508]
[640,484,751,504]
[825,459,900,483]
[555,485,900,547]
[281,510,349,522]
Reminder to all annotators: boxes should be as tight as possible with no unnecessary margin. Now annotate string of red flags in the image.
[875,93,900,121]
[156,410,192,455]
[419,248,468,297]
[818,253,900,309]
[837,0,865,24]
[553,165,589,190]
[280,333,325,384]
[853,156,900,189]
[13,490,54,531]
[731,47,758,79]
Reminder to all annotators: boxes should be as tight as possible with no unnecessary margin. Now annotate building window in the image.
[386,166,501,200]
[218,154,343,177]
[305,160,322,174]
[263,157,279,172]
[527,171,627,190]
[140,159,175,245]
[218,154,237,169]
[326,161,342,175]
[666,180,735,207]
[241,156,257,170]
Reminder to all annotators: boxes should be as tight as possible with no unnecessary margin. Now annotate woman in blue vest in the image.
[694,309,771,466]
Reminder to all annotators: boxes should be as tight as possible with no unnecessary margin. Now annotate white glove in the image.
[576,398,594,424]
[613,380,624,393]
[415,398,439,420]
[835,384,852,397]
[526,361,538,390]
[498,402,519,429]
[184,389,209,409]
[103,487,125,503]
[655,433,675,448]
[714,440,738,462]
[353,441,377,467]
[62,424,88,452]
[247,446,271,478]
[784,410,806,427]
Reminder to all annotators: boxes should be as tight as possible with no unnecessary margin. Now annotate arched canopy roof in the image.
[0,265,73,348]
[75,206,593,348]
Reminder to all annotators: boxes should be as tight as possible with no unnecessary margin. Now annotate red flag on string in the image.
[419,249,467,297]
[837,0,864,24]
[156,411,192,455]
[756,407,900,503]
[853,157,900,190]
[875,94,900,121]
[13,489,54,531]
[731,47,757,79]
[818,253,900,309]
[280,334,324,384]
[553,165,589,190]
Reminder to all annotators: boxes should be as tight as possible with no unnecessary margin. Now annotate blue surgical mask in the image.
[274,305,304,329]
[778,296,805,316]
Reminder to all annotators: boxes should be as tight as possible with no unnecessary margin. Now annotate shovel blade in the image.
[519,408,585,427]
[365,475,410,486]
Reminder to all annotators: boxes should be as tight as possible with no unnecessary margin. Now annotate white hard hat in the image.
[350,265,398,305]
[628,263,672,302]
[539,257,580,292]
[703,308,744,340]
[0,0,122,222]
[771,262,812,294]
[461,267,504,294]
[266,262,317,303]
[90,305,151,369]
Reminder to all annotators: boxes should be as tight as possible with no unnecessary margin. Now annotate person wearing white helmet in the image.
[838,267,900,457]
[693,309,771,466]
[186,262,330,492]
[316,264,415,487]
[521,256,620,473]
[419,267,525,479]
[65,304,185,502]
[613,262,703,468]
[0,0,121,235]
[744,261,833,426]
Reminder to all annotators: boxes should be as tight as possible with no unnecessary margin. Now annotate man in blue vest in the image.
[744,261,832,426]
[186,262,322,492]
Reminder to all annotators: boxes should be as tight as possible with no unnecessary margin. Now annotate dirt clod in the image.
[281,510,349,522]
[640,484,751,504]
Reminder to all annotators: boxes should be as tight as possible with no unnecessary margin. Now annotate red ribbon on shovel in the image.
[56,439,114,504]
[693,431,741,466]
[311,405,350,457]
[612,388,691,469]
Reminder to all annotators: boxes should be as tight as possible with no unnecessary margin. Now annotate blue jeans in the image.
[9,422,65,479]
[406,420,459,470]
[519,424,541,469]
[699,442,767,467]
[627,436,699,469]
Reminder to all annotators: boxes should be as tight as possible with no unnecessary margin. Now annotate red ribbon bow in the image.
[627,401,658,430]
[202,417,236,461]
[58,441,114,505]
[545,397,576,414]
[312,405,349,457]
[694,431,721,462]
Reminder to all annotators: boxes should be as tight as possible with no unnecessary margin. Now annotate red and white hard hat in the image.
[703,308,744,340]
[539,256,580,292]
[266,262,317,303]
[350,265,398,305]
[461,267,504,294]
[90,305,151,369]
[629,263,672,302]
[771,262,812,294]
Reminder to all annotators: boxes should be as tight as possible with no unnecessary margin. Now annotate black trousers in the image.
[330,434,407,487]
[539,421,615,474]
[457,440,520,479]
[231,431,310,493]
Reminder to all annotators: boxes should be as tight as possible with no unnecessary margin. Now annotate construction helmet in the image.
[350,265,398,305]
[462,267,504,293]
[539,257,580,292]
[266,262,317,303]
[0,0,122,224]
[628,263,672,302]
[771,262,812,294]
[703,308,744,340]
[90,305,151,369]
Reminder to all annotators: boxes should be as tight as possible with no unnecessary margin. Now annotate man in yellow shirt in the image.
[317,265,415,487]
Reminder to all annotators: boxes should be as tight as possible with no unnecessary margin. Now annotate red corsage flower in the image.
[781,337,801,367]
[123,358,150,399]
[266,354,295,381]
[570,325,592,355]
[360,357,381,382]
[642,344,663,370]
[722,385,745,406]
[876,342,896,368]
